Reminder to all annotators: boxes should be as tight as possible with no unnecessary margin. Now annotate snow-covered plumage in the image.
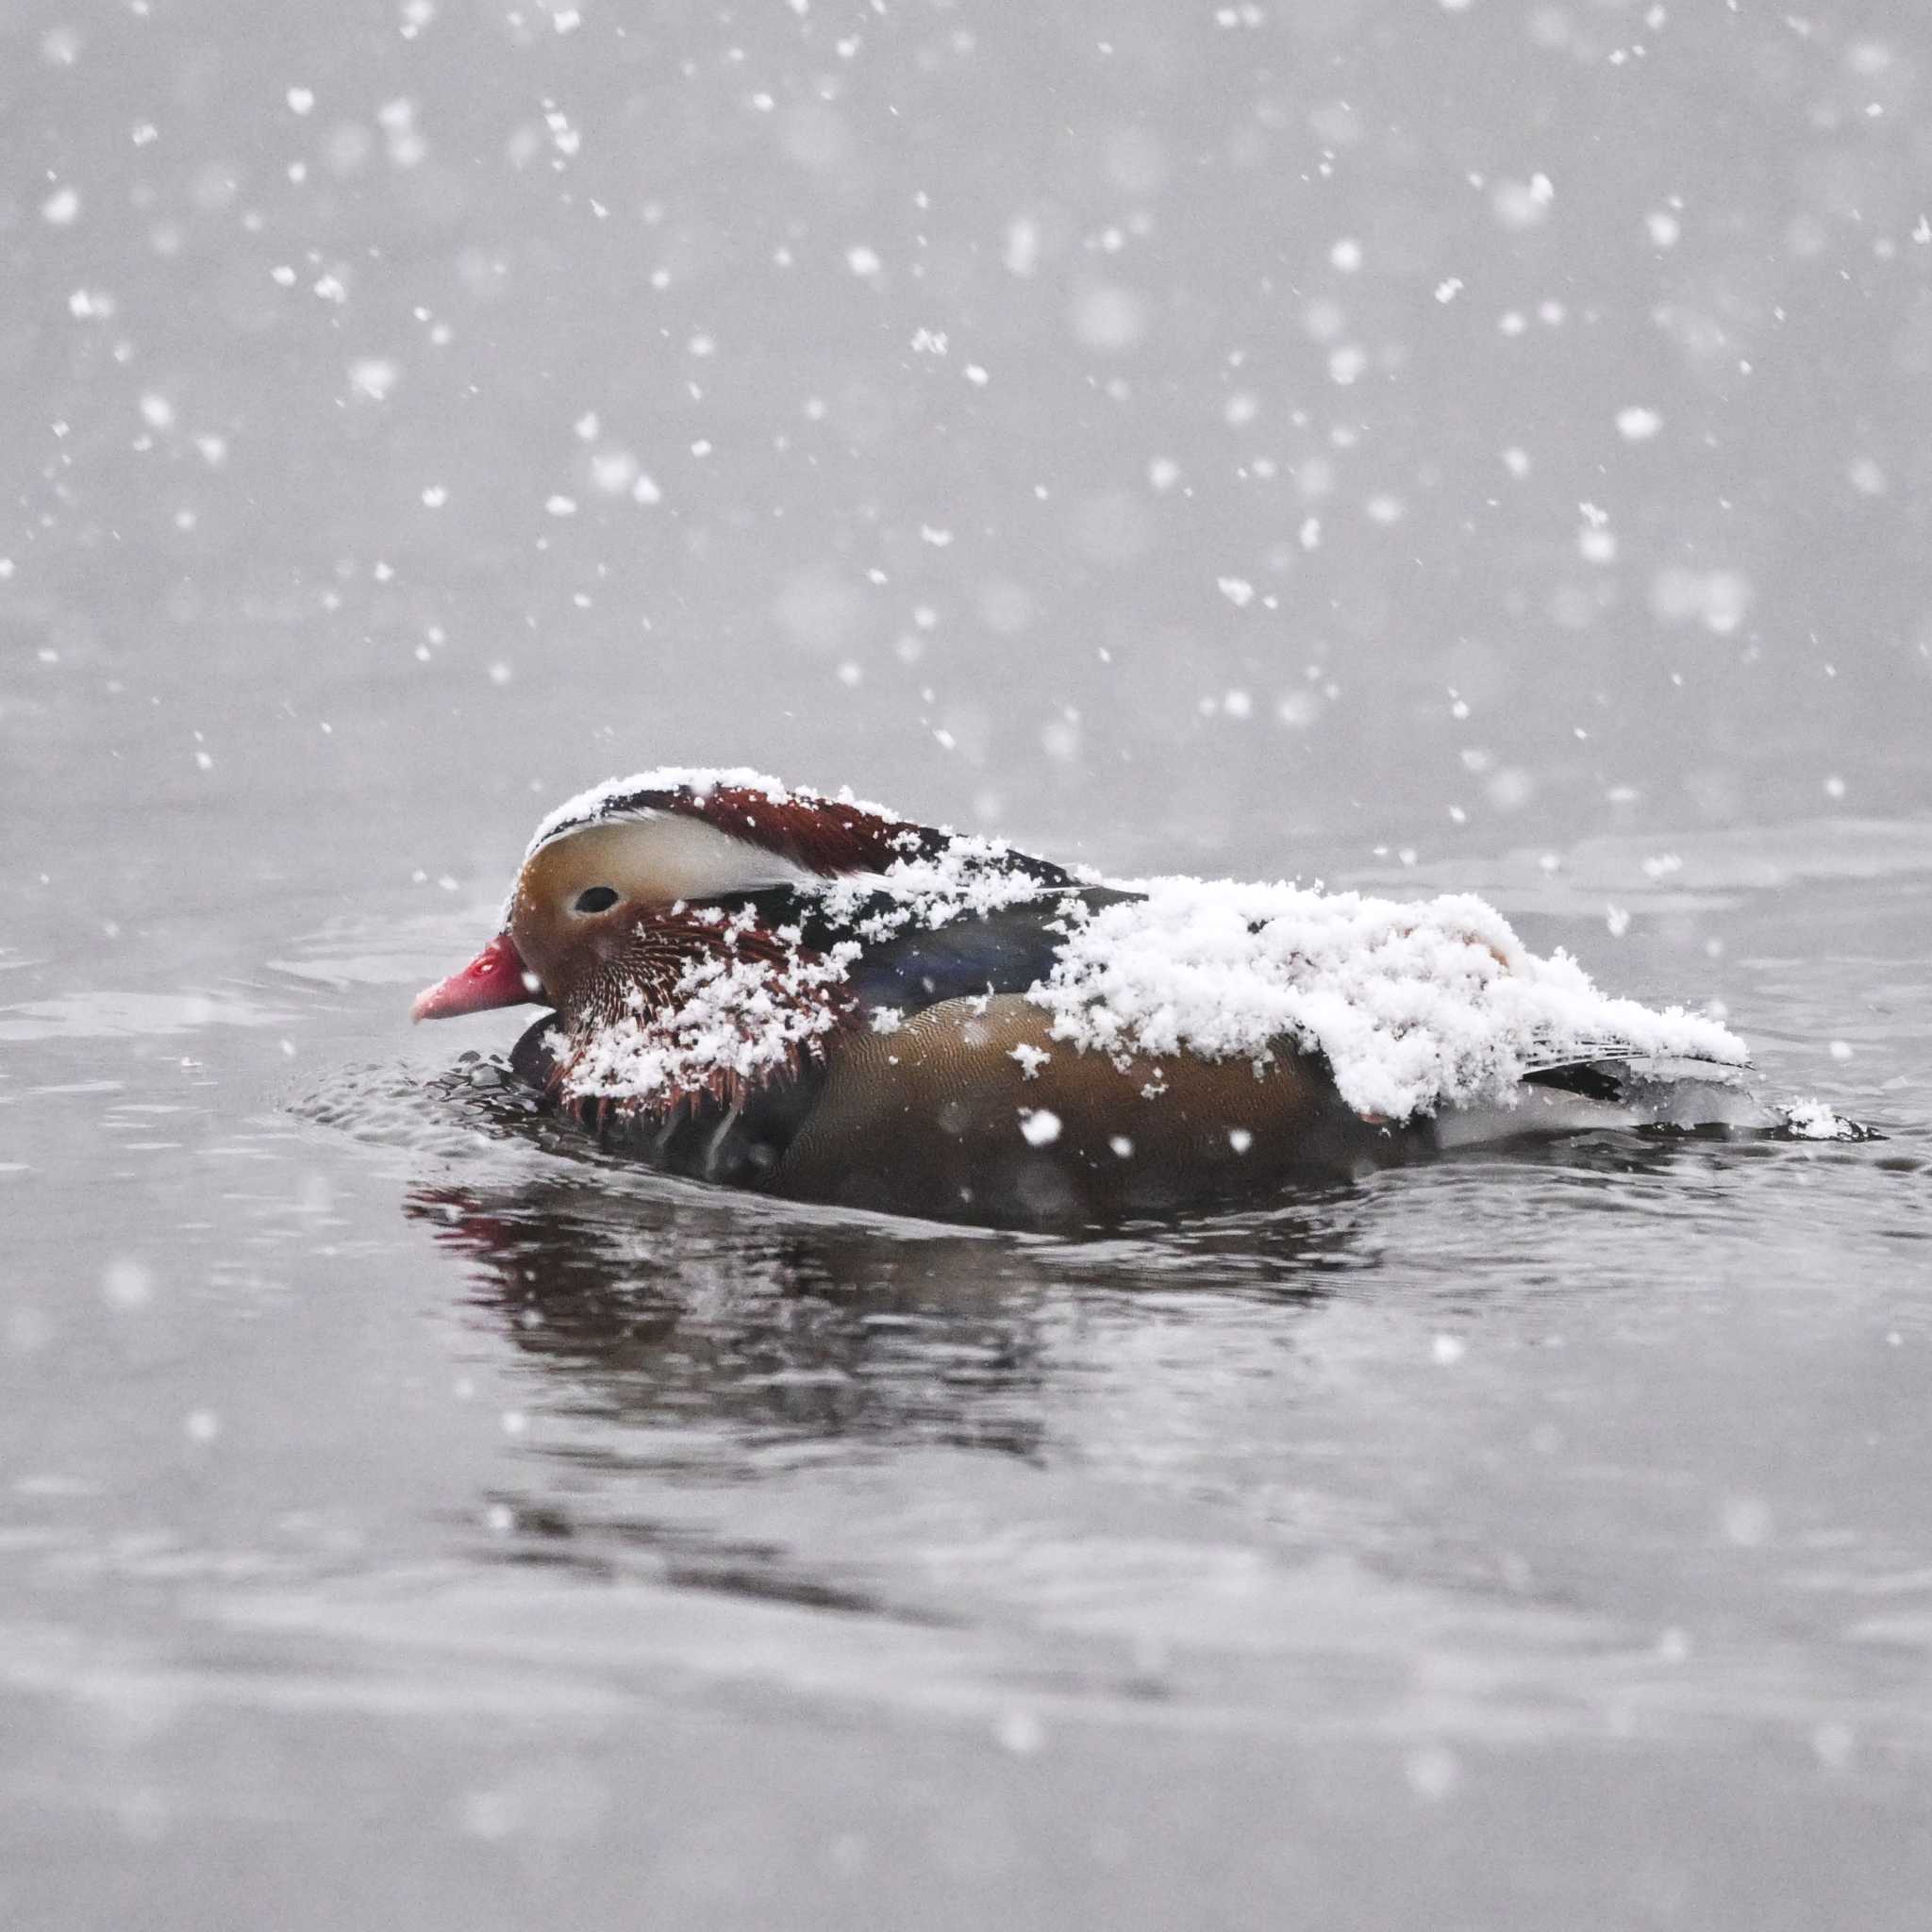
[410,767,1835,1227]
[1028,877,1747,1122]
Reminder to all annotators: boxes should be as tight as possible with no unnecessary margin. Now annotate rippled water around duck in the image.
[5,791,1931,1930]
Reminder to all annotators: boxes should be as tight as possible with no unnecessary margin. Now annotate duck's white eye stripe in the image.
[528,804,664,858]
[539,813,818,904]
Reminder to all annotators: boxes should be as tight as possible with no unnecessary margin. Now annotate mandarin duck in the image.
[412,768,1840,1228]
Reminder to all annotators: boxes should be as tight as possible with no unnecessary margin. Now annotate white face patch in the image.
[533,811,818,906]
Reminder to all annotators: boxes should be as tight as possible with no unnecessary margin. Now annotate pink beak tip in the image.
[411,931,539,1024]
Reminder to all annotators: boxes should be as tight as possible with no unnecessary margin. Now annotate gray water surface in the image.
[7,1,1932,1924]
[6,742,1928,1926]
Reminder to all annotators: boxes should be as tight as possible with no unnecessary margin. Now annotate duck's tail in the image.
[1435,1050,1874,1149]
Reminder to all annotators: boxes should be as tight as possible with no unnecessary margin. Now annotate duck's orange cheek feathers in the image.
[411,932,542,1023]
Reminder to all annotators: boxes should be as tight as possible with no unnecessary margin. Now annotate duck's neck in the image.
[544,904,864,1123]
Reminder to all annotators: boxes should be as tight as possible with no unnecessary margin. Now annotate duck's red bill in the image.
[411,932,540,1023]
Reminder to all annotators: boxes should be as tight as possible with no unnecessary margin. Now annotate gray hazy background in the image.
[6,0,1929,876]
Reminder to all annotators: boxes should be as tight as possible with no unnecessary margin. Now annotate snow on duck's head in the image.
[411,768,936,1023]
[521,767,933,877]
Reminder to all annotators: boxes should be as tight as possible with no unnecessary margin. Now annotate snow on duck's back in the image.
[1027,877,1750,1123]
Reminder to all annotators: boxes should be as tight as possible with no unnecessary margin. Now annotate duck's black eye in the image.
[573,886,620,915]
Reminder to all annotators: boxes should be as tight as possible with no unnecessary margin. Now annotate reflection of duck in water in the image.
[405,1171,1355,1458]
[406,1175,1060,1456]
[407,1175,1054,1607]
[407,1174,1354,1615]
[412,768,1853,1230]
